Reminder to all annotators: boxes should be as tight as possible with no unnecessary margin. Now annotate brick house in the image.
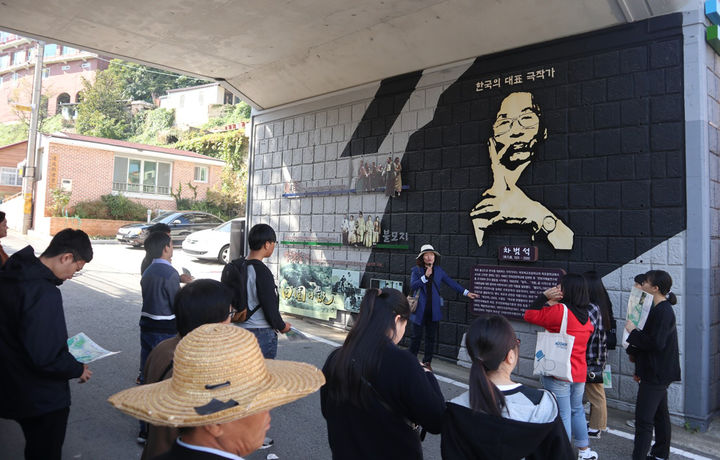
[24,132,224,235]
[0,140,25,199]
[0,32,109,124]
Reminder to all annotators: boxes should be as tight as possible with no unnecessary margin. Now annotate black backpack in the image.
[220,257,261,323]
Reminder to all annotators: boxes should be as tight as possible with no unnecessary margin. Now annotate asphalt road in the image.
[0,234,717,460]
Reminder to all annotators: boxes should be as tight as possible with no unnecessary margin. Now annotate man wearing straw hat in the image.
[109,323,325,459]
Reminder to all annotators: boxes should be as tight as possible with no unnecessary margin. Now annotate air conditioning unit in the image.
[61,65,70,71]
[81,62,91,69]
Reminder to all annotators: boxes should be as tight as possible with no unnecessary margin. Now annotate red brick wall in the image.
[0,141,26,196]
[171,161,223,201]
[48,142,114,207]
[49,216,143,237]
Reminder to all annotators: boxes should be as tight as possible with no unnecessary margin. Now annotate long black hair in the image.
[582,271,612,332]
[559,273,591,324]
[466,315,518,417]
[324,288,410,408]
[645,270,677,305]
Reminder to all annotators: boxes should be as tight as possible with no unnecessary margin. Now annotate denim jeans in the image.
[246,327,278,359]
[541,376,589,448]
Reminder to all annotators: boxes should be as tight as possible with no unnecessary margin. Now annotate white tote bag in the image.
[533,304,574,382]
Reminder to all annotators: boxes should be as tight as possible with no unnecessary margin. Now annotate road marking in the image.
[295,330,342,348]
[298,328,714,460]
[434,374,469,389]
[603,428,711,460]
[298,328,469,390]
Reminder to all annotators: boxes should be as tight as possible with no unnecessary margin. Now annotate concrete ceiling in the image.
[0,0,693,110]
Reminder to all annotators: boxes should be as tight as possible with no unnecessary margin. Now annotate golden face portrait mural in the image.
[470,91,574,250]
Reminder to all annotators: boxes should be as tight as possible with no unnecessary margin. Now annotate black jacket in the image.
[321,343,445,460]
[152,440,230,460]
[0,246,84,419]
[626,300,681,386]
[441,402,574,460]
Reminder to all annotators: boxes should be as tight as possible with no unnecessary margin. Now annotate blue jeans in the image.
[246,327,278,359]
[139,331,176,382]
[541,376,588,448]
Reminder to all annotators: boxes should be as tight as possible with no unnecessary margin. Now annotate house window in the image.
[194,166,208,183]
[42,68,49,79]
[112,156,171,195]
[12,72,18,81]
[61,46,77,55]
[44,44,57,57]
[13,50,25,65]
[0,55,10,69]
[0,167,21,186]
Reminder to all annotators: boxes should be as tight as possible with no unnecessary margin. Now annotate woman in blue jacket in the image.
[409,244,478,369]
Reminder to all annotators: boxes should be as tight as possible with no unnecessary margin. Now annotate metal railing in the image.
[112,182,170,195]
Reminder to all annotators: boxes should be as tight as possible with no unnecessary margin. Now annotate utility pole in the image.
[22,40,44,234]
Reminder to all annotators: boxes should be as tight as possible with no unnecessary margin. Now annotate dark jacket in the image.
[152,440,234,460]
[626,300,680,386]
[321,343,445,460]
[409,265,466,324]
[142,336,181,460]
[0,246,84,419]
[140,260,180,333]
[442,402,574,460]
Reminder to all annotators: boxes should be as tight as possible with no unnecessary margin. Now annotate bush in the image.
[72,194,147,221]
[73,199,111,219]
[101,194,148,220]
[49,188,72,217]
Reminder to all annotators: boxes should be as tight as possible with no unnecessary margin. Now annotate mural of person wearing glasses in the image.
[470,91,574,250]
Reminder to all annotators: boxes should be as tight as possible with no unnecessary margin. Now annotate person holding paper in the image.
[624,270,680,460]
[0,228,94,460]
[523,274,597,460]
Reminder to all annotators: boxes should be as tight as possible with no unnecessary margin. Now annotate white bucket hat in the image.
[416,244,441,260]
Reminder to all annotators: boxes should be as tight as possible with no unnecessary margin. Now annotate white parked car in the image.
[182,219,245,264]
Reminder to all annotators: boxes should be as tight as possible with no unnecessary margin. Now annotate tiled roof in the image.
[48,132,223,162]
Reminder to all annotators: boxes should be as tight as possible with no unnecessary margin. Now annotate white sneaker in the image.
[577,448,598,460]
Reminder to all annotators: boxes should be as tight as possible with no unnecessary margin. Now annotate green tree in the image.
[106,60,208,103]
[75,71,131,139]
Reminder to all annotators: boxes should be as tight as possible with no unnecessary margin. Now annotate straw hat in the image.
[108,324,325,427]
[416,244,440,260]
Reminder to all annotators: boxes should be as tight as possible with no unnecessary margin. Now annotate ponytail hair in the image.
[645,270,677,305]
[465,315,518,417]
[324,288,410,408]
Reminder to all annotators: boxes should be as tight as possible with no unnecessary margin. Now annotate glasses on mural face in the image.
[492,111,540,136]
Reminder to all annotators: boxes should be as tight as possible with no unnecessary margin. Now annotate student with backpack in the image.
[221,223,291,451]
[221,223,291,359]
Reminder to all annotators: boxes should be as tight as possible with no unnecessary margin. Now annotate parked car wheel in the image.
[219,244,230,264]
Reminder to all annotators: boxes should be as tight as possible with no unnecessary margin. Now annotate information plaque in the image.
[471,265,565,319]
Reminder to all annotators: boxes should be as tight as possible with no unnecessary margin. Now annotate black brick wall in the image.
[354,14,686,360]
